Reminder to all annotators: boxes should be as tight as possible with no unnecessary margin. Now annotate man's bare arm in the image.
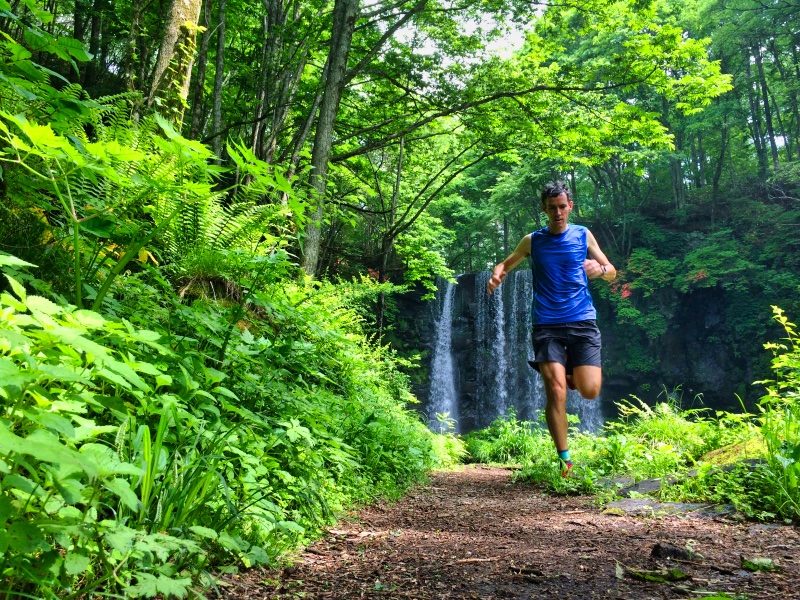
[585,230,616,281]
[488,235,531,294]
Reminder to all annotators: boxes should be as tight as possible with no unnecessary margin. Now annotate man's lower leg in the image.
[540,362,571,475]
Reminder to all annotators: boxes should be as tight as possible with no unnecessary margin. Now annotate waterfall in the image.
[427,280,458,432]
[482,272,509,416]
[507,269,544,422]
[425,270,604,433]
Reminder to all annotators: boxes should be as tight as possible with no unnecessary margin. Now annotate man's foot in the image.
[561,460,573,478]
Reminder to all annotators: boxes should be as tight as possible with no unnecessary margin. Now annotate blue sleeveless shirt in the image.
[529,224,596,325]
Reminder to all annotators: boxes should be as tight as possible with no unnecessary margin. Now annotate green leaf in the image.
[8,520,46,553]
[64,549,91,575]
[69,309,107,328]
[46,325,110,361]
[80,444,143,478]
[0,254,36,268]
[103,523,136,554]
[218,532,247,552]
[212,386,239,400]
[133,361,161,377]
[0,328,32,350]
[20,0,53,22]
[48,467,84,505]
[2,473,39,495]
[81,217,118,239]
[0,291,26,312]
[0,357,35,388]
[188,525,218,539]
[105,358,150,392]
[54,37,91,62]
[96,367,132,390]
[104,478,140,511]
[24,409,75,437]
[128,572,192,598]
[0,425,93,476]
[0,494,14,521]
[37,363,92,384]
[29,549,63,580]
[71,415,117,441]
[277,520,305,534]
[5,274,26,301]
[741,557,780,572]
[26,295,63,315]
[127,572,159,597]
[85,394,128,421]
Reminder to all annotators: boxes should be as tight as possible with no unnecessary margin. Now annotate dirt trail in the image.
[220,466,800,599]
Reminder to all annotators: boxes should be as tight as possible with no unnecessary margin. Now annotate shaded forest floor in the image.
[218,466,800,599]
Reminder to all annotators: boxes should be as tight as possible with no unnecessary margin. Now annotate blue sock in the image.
[558,449,571,462]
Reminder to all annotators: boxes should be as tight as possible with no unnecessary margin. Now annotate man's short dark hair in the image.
[540,181,571,204]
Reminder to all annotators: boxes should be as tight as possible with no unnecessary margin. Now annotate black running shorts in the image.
[528,320,602,373]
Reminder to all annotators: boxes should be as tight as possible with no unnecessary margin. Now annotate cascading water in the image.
[427,280,458,432]
[426,270,603,433]
[473,271,509,418]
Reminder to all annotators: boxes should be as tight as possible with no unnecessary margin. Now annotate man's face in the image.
[542,193,573,231]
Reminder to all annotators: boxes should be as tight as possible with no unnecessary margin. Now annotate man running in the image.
[487,181,616,476]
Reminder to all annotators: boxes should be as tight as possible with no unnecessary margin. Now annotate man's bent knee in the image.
[578,384,601,400]
[574,366,602,400]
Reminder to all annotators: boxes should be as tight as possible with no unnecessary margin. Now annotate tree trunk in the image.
[711,123,728,226]
[146,0,204,126]
[73,0,89,41]
[122,2,144,91]
[768,85,793,162]
[188,0,214,139]
[697,133,707,186]
[744,53,768,177]
[467,232,472,273]
[669,156,685,211]
[82,0,104,88]
[262,50,310,163]
[376,139,403,340]
[503,216,509,259]
[772,40,800,162]
[211,0,226,159]
[301,0,359,276]
[791,40,800,160]
[753,45,780,170]
[250,0,319,165]
[690,137,700,188]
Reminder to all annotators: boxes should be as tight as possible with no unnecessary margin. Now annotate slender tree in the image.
[146,0,204,124]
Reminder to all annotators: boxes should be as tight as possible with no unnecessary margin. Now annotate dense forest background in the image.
[4,0,797,406]
[1,0,800,595]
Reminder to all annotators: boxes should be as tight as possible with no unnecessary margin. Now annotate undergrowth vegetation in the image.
[464,310,800,522]
[0,254,461,598]
[0,7,461,597]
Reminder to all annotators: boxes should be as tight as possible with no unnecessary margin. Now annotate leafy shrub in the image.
[754,307,800,520]
[0,255,230,597]
[0,251,446,597]
[599,397,718,477]
[463,409,549,464]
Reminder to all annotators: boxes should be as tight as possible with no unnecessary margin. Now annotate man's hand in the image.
[487,271,505,294]
[583,259,605,280]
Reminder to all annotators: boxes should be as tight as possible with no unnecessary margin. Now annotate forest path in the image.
[220,465,800,599]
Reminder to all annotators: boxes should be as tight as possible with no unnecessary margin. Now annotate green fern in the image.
[0,11,301,301]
